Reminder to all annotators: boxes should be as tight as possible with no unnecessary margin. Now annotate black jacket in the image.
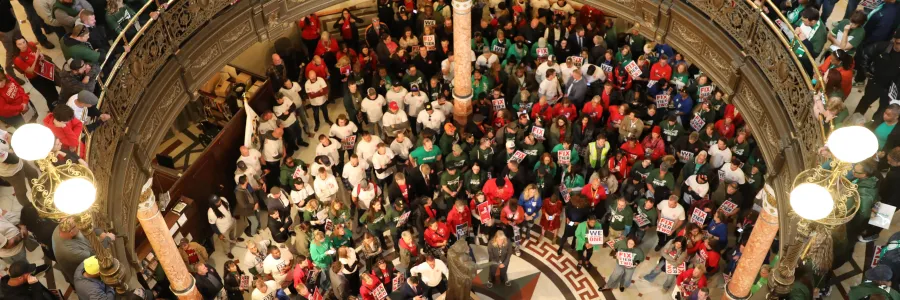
[859,41,900,86]
[0,276,55,300]
[194,267,224,299]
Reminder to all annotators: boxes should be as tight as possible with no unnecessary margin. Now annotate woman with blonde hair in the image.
[487,231,513,288]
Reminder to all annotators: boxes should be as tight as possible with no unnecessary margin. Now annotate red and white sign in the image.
[699,85,714,98]
[625,61,642,79]
[392,272,405,291]
[657,218,675,235]
[342,135,357,150]
[666,262,687,275]
[690,115,706,131]
[372,283,388,300]
[532,126,545,139]
[477,202,492,223]
[616,251,635,267]
[492,98,506,110]
[720,200,738,215]
[558,150,571,165]
[655,94,670,108]
[690,207,708,226]
[873,245,883,267]
[588,229,603,245]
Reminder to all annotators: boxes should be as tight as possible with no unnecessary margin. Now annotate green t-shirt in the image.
[440,172,462,195]
[647,169,675,190]
[410,146,442,165]
[830,19,866,55]
[609,206,634,230]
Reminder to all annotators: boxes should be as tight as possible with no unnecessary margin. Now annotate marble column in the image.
[451,0,473,125]
[136,179,202,299]
[723,185,779,300]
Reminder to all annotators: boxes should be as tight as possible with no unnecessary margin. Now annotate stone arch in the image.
[90,0,821,275]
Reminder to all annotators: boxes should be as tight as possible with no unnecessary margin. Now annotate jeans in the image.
[604,265,636,289]
[311,105,332,128]
[19,0,51,43]
[489,262,509,284]
[644,259,677,290]
[1,162,39,207]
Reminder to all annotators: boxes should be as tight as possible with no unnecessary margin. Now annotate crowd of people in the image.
[0,0,898,298]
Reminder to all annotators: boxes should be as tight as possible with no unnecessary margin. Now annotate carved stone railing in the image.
[85,0,823,275]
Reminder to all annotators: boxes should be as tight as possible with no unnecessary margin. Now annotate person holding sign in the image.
[574,216,602,270]
[642,236,689,290]
[601,237,645,292]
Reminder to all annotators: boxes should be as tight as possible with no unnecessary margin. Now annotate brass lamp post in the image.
[768,126,878,298]
[11,124,129,294]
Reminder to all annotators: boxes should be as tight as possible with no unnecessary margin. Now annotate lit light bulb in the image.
[789,183,834,220]
[10,124,54,161]
[827,126,878,163]
[54,178,97,215]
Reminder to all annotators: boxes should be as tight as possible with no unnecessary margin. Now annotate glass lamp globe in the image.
[789,183,834,220]
[54,178,97,215]
[827,126,878,163]
[10,124,55,161]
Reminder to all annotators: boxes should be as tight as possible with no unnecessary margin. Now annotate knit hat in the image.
[77,91,99,106]
[83,256,100,275]
[444,123,456,133]
[866,265,892,282]
[652,126,661,135]
[389,101,399,111]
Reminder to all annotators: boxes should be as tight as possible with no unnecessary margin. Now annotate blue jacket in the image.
[518,194,544,216]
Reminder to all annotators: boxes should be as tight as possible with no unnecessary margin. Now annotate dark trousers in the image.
[311,105,332,127]
[422,279,447,300]
[489,263,509,283]
[855,81,891,124]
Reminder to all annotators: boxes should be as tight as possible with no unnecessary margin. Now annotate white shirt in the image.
[382,110,409,128]
[263,136,284,162]
[352,183,381,210]
[657,202,686,222]
[0,214,22,257]
[410,259,450,287]
[386,88,409,112]
[708,145,733,169]
[719,163,747,185]
[581,64,607,85]
[313,174,339,202]
[342,161,370,187]
[280,82,303,107]
[535,62,561,83]
[290,184,315,206]
[391,137,414,159]
[273,100,297,127]
[262,250,294,286]
[371,148,397,179]
[560,63,578,83]
[315,138,341,166]
[237,149,263,175]
[684,175,710,198]
[403,92,429,116]
[361,95,386,122]
[329,123,358,140]
[355,136,383,164]
[251,280,279,300]
[207,199,234,234]
[431,101,453,117]
[304,78,328,106]
[539,78,561,101]
[417,110,446,131]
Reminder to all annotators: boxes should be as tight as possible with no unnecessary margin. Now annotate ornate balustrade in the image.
[84,0,823,275]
